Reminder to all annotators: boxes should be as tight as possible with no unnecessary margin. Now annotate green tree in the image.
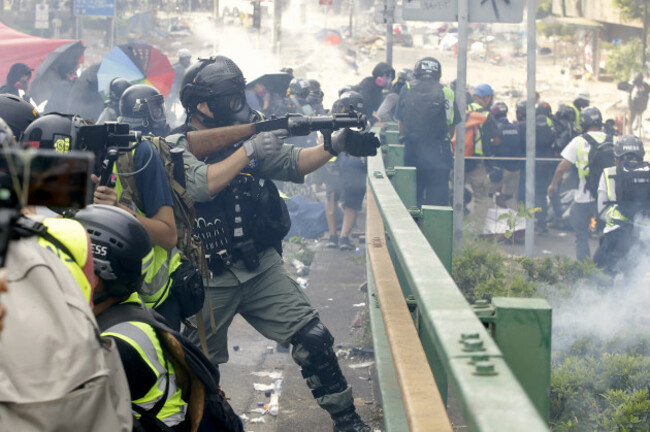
[613,0,646,20]
[537,0,552,18]
[605,38,648,81]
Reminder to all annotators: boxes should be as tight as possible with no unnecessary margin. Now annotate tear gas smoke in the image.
[185,8,361,110]
[551,224,650,355]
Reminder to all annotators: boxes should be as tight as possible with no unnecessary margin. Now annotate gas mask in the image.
[206,91,254,127]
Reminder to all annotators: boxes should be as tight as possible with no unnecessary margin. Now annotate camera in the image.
[0,148,93,210]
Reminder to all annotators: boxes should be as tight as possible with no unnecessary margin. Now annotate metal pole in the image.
[452,0,469,254]
[525,0,537,257]
[386,0,393,66]
[349,0,354,38]
[643,0,648,71]
[273,0,282,54]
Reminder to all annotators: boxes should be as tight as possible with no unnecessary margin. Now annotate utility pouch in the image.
[194,209,233,274]
[171,259,205,319]
[237,242,260,272]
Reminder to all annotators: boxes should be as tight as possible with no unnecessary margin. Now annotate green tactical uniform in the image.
[167,130,355,415]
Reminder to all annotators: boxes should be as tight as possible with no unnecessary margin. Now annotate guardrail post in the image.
[385,144,405,169]
[384,130,400,145]
[491,297,552,422]
[384,122,399,132]
[420,206,453,274]
[389,167,416,209]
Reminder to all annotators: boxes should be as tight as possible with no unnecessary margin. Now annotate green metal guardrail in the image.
[366,125,551,431]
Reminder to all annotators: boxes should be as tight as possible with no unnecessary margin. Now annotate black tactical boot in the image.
[332,406,371,432]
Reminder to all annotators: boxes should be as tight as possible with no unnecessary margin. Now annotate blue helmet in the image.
[473,84,494,98]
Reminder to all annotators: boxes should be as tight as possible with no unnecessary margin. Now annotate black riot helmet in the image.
[613,134,645,159]
[556,104,576,123]
[332,91,364,115]
[536,101,552,117]
[179,56,217,111]
[515,100,527,121]
[414,57,441,81]
[0,93,40,141]
[288,78,310,98]
[306,79,324,103]
[580,106,602,130]
[181,56,252,127]
[490,101,508,119]
[20,113,87,153]
[119,84,169,136]
[72,204,153,303]
[109,78,131,103]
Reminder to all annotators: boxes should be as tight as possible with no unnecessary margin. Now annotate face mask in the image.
[375,76,387,88]
[207,93,253,127]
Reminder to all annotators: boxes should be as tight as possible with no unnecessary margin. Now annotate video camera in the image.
[76,123,141,186]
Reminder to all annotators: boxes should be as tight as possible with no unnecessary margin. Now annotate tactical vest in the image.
[493,119,521,172]
[193,145,290,274]
[102,292,187,427]
[468,102,490,155]
[602,166,627,226]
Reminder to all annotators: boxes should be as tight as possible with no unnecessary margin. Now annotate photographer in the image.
[169,55,379,432]
[20,112,184,329]
[0,117,132,431]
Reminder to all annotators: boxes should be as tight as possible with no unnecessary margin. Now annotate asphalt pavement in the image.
[219,237,383,432]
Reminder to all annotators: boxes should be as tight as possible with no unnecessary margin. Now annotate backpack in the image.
[0,233,132,432]
[117,137,208,319]
[400,80,448,145]
[583,133,615,199]
[614,161,650,220]
[117,136,208,278]
[535,114,557,157]
[96,303,244,432]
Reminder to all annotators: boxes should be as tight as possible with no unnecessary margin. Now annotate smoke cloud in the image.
[550,225,650,355]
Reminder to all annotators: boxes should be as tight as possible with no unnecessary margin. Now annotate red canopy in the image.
[0,22,79,82]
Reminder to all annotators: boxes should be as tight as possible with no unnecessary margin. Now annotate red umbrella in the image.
[0,22,80,81]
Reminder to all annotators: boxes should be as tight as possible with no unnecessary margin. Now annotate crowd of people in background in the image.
[1,44,649,431]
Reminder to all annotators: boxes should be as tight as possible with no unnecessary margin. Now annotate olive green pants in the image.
[185,261,354,414]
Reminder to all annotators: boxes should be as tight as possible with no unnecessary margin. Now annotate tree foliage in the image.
[605,38,648,81]
[613,0,647,20]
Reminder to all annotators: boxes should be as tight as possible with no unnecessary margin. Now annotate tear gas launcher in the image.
[186,112,366,158]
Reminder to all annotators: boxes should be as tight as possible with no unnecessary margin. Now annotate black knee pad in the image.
[292,318,335,352]
[291,319,348,398]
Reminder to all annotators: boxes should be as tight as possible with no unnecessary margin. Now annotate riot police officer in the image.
[170,55,379,432]
[97,77,131,124]
[395,57,460,207]
[119,84,170,137]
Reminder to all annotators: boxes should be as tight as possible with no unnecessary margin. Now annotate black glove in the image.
[331,129,380,157]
